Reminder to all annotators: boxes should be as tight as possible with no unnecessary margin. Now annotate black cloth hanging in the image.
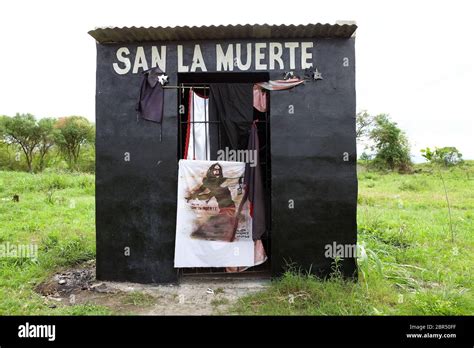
[136,67,165,123]
[232,121,266,241]
[209,83,254,152]
[244,122,266,240]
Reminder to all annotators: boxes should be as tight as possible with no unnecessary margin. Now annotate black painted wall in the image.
[95,38,357,283]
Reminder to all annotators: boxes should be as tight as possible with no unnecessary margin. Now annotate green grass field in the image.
[0,163,473,315]
[233,163,474,315]
[0,170,110,315]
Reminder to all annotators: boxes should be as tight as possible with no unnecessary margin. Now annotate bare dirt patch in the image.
[35,261,269,314]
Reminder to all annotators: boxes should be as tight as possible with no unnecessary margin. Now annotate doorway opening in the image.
[176,72,271,279]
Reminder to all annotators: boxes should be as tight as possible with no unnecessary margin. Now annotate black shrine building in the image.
[88,23,358,283]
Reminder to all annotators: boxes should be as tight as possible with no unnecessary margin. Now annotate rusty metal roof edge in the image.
[88,23,357,44]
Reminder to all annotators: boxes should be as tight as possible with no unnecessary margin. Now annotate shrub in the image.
[370,114,412,172]
[421,147,463,167]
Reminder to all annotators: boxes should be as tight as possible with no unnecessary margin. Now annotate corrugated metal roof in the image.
[88,23,357,44]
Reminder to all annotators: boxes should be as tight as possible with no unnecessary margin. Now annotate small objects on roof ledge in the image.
[158,73,169,86]
[313,68,323,80]
[283,71,297,80]
[304,66,323,81]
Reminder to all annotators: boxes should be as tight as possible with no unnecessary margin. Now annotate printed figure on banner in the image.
[174,159,254,267]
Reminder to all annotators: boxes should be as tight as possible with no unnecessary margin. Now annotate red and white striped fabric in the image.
[184,89,210,160]
[256,78,305,91]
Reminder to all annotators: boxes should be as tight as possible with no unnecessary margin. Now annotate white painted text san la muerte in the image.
[112,42,315,75]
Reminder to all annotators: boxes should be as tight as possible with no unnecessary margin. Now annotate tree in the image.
[54,116,94,170]
[0,115,7,137]
[3,113,41,172]
[37,118,57,171]
[356,110,375,140]
[421,147,463,167]
[421,147,457,242]
[0,116,13,169]
[369,114,411,171]
[359,152,373,165]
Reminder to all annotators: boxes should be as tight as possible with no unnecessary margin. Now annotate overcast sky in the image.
[1,0,473,160]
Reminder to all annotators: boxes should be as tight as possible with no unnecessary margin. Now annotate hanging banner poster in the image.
[174,159,254,267]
